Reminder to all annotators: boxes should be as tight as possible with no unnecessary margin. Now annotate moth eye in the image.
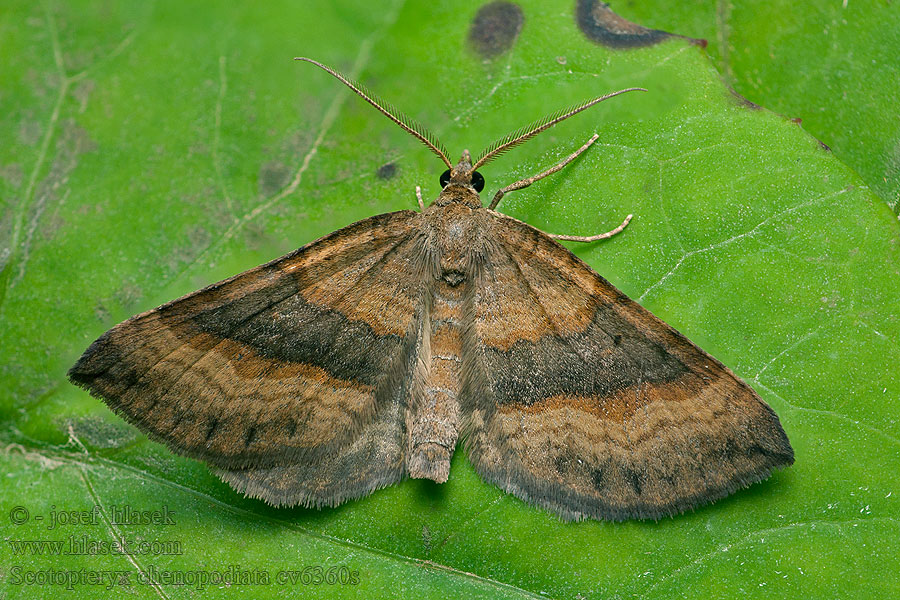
[471,171,485,192]
[439,169,451,188]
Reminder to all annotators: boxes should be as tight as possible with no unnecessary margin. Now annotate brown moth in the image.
[68,58,793,521]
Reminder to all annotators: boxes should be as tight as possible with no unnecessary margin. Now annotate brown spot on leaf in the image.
[72,79,96,113]
[0,163,23,188]
[421,524,433,554]
[166,226,212,275]
[576,0,703,49]
[376,162,398,180]
[18,118,42,146]
[114,281,144,309]
[258,160,291,196]
[94,301,111,322]
[469,2,524,59]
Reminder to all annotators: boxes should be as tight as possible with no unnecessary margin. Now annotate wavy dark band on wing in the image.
[481,300,689,407]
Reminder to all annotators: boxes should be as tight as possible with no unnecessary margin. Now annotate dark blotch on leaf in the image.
[469,1,524,59]
[576,0,702,49]
[422,525,433,554]
[93,301,111,323]
[376,162,398,180]
[258,160,291,197]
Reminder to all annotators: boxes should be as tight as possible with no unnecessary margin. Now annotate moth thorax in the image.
[434,184,482,208]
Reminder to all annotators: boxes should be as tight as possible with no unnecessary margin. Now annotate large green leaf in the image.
[2,1,898,598]
[620,0,900,211]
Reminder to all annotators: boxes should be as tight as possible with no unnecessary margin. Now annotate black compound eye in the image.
[439,169,451,188]
[471,171,485,192]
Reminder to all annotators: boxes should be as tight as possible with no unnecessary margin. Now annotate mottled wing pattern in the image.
[69,210,430,506]
[462,213,794,521]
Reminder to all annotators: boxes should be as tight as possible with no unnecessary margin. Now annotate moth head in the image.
[440,150,485,193]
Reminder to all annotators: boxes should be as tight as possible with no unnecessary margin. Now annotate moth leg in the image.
[488,133,599,210]
[415,185,425,211]
[546,213,633,243]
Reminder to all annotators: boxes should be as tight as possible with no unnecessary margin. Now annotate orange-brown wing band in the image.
[462,214,793,520]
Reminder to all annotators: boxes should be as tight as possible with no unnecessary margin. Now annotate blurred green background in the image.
[2,1,898,598]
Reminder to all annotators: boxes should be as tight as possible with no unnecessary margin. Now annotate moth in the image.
[69,58,793,521]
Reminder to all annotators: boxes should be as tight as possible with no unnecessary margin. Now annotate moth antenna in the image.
[472,88,647,170]
[295,57,453,168]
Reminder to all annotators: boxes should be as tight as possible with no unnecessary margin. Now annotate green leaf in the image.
[2,1,898,598]
[618,0,900,211]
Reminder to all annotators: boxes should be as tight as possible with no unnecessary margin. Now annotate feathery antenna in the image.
[295,57,453,168]
[472,88,647,170]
